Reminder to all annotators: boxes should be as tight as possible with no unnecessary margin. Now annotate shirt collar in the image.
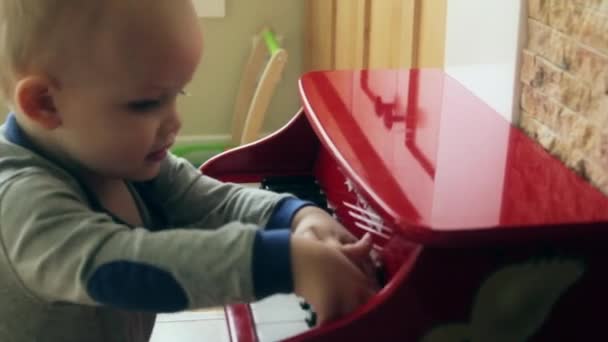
[4,113,38,151]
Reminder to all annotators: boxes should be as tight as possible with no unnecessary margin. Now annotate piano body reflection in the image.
[201,69,608,342]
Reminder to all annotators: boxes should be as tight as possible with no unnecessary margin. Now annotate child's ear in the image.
[14,76,61,130]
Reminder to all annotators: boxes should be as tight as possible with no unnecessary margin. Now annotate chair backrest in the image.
[230,28,288,146]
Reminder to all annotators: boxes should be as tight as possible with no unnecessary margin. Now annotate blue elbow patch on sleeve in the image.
[252,230,293,298]
[87,261,188,312]
[266,198,315,230]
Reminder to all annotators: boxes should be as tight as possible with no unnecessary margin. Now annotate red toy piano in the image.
[201,68,608,342]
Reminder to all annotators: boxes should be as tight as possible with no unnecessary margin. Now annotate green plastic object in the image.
[171,142,233,166]
[171,29,281,166]
[262,28,281,56]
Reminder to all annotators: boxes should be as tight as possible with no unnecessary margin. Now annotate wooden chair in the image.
[231,28,288,146]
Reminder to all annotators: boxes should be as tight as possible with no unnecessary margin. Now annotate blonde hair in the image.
[0,1,106,105]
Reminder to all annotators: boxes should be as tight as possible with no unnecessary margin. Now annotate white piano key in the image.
[250,294,309,323]
[150,319,230,342]
[240,182,262,188]
[156,307,225,322]
[256,321,310,342]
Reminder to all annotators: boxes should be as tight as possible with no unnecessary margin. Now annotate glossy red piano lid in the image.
[299,68,608,237]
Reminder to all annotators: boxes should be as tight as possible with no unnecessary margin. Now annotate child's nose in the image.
[162,110,182,136]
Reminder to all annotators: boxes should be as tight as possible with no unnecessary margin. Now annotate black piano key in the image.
[264,188,328,208]
[305,311,317,328]
[263,186,326,199]
[263,185,324,197]
[297,299,317,328]
[299,300,311,311]
[262,182,322,192]
[262,175,317,186]
[261,176,330,211]
[376,265,388,287]
[300,196,328,208]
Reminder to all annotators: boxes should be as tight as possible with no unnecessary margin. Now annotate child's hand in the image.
[292,206,378,282]
[291,206,355,246]
[291,236,378,324]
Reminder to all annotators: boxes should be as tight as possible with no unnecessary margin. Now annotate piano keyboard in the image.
[251,294,314,342]
[246,175,390,341]
[229,177,326,341]
[261,176,331,214]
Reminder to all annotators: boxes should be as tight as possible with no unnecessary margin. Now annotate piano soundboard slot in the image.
[354,222,391,240]
[343,201,383,221]
[347,210,393,236]
[343,201,394,233]
[372,244,384,252]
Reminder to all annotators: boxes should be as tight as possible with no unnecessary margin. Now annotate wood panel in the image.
[417,0,447,68]
[368,0,416,68]
[305,0,447,71]
[305,0,335,71]
[334,0,367,69]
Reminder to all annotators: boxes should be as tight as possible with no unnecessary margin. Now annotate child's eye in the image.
[126,90,187,112]
[127,99,161,112]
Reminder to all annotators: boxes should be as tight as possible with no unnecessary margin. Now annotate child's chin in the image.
[127,165,162,181]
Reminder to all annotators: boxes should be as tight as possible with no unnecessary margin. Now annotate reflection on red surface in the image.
[360,71,436,178]
[299,69,608,243]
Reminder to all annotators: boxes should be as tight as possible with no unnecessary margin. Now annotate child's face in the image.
[50,1,202,181]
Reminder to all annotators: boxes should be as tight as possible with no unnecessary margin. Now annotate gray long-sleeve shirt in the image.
[0,114,308,342]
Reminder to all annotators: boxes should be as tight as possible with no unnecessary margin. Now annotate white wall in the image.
[443,0,526,123]
[176,0,304,137]
[434,0,526,224]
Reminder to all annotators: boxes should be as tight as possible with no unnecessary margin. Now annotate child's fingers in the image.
[336,227,358,244]
[316,266,378,325]
[339,234,378,287]
[299,229,319,241]
[340,233,372,258]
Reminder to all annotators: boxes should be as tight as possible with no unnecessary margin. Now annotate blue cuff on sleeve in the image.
[266,198,316,230]
[252,229,293,298]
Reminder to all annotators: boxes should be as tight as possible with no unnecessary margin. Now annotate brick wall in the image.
[520,0,608,192]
